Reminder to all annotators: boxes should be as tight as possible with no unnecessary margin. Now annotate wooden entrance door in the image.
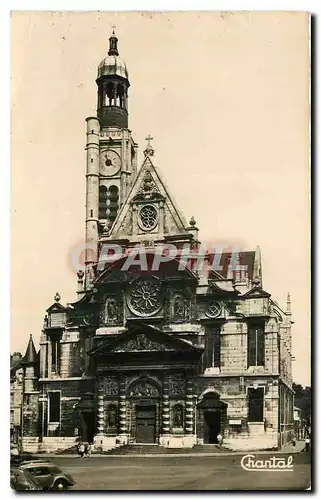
[248,388,264,422]
[135,405,156,443]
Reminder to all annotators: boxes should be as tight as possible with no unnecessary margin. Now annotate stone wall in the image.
[38,378,95,439]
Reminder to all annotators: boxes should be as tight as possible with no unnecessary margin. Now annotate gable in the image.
[90,323,202,356]
[46,302,69,313]
[109,154,190,240]
[242,287,271,298]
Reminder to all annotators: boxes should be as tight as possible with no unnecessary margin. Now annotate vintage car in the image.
[20,461,75,491]
[11,467,43,491]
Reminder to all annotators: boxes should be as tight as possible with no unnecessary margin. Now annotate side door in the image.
[27,466,53,489]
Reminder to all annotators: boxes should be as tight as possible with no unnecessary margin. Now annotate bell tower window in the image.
[108,185,119,224]
[99,186,108,219]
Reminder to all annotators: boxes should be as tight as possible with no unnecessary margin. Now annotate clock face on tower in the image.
[100,150,121,177]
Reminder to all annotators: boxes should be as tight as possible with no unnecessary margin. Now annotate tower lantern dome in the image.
[96,30,130,129]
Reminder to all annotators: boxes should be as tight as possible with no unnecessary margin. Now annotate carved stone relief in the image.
[128,380,160,398]
[138,171,159,199]
[168,375,186,396]
[98,377,119,396]
[205,301,222,319]
[114,333,173,352]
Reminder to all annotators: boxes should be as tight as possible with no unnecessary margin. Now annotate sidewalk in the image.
[32,441,306,459]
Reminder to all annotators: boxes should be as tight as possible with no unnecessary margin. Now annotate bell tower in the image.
[84,30,138,288]
[96,28,130,130]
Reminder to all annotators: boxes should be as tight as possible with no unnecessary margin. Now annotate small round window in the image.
[139,205,158,230]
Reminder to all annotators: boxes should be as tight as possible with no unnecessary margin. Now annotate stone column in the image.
[119,380,127,441]
[185,380,195,435]
[132,204,138,234]
[124,88,128,111]
[159,377,170,447]
[162,380,170,435]
[113,82,118,106]
[97,387,104,435]
[158,200,164,239]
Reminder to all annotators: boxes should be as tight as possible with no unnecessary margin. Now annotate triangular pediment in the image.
[90,323,201,356]
[108,155,189,240]
[242,287,271,298]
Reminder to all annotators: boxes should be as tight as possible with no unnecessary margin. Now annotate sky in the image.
[11,11,310,385]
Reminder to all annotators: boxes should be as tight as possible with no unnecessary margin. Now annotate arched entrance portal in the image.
[74,393,96,443]
[198,392,227,444]
[127,379,161,444]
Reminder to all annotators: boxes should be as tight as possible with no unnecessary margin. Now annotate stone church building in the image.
[17,33,294,452]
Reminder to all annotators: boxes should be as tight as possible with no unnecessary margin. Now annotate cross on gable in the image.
[145,134,154,147]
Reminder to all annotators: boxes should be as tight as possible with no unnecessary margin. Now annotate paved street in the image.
[48,453,311,491]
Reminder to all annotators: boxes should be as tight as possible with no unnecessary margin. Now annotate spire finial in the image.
[286,292,291,314]
[144,134,154,157]
[108,26,119,56]
[54,292,61,302]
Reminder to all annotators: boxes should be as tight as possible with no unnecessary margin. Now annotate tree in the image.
[293,383,311,425]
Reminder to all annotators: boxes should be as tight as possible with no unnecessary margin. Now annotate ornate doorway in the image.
[74,393,96,443]
[127,378,161,444]
[135,405,156,443]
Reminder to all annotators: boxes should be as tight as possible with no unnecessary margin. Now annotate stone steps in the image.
[95,444,228,455]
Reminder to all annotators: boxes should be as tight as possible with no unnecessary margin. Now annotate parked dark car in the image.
[11,467,43,491]
[10,453,37,466]
[20,461,75,491]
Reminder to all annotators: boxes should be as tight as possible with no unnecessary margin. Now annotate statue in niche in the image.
[173,295,185,316]
[107,405,117,427]
[173,294,189,320]
[105,297,118,324]
[173,405,184,428]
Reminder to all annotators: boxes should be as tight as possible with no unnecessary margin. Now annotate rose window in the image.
[128,279,162,316]
[205,301,222,318]
[139,205,158,230]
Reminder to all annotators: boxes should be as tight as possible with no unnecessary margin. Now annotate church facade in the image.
[18,33,294,453]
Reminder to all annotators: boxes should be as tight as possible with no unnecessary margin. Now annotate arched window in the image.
[117,84,124,108]
[106,82,114,106]
[99,186,108,219]
[172,404,184,429]
[108,185,119,223]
